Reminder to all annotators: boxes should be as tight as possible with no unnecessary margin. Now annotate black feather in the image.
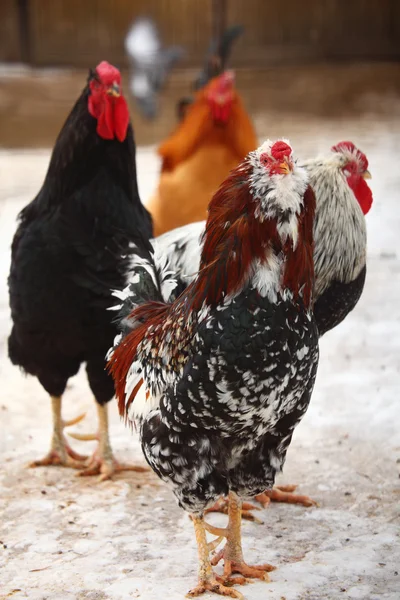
[193,25,244,91]
[8,76,153,405]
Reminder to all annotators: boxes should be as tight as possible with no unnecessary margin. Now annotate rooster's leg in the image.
[211,492,276,585]
[186,515,244,599]
[29,395,87,469]
[69,403,148,481]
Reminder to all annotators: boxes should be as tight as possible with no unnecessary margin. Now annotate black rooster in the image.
[8,61,152,480]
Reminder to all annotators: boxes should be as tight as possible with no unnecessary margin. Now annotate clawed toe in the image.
[187,579,244,598]
[257,486,317,507]
[29,455,84,469]
[29,444,87,470]
[77,456,148,481]
[205,497,262,522]
[220,559,275,584]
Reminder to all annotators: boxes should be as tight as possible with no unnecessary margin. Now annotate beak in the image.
[107,82,120,97]
[278,160,293,175]
[362,169,372,180]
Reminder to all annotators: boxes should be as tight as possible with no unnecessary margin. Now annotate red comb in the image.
[331,141,368,171]
[331,141,356,154]
[220,70,235,84]
[214,70,235,93]
[271,141,292,161]
[95,61,121,86]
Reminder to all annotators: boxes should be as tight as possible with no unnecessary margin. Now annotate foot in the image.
[69,403,148,481]
[189,515,244,599]
[187,580,243,598]
[29,443,87,469]
[29,410,87,470]
[205,497,263,523]
[206,485,316,521]
[77,451,148,482]
[255,485,317,508]
[212,550,275,585]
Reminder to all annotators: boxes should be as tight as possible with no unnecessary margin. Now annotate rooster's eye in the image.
[259,152,270,167]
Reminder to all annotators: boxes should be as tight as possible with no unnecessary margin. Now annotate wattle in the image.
[347,175,373,215]
[210,101,232,124]
[89,95,129,142]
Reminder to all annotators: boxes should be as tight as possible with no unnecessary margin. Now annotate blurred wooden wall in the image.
[1,0,399,67]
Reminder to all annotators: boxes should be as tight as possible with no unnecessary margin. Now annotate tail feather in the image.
[108,251,178,417]
[193,24,244,90]
[217,25,245,67]
[111,252,177,336]
[108,301,170,418]
[175,24,244,119]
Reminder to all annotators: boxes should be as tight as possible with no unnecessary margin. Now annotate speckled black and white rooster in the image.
[108,140,319,597]
[150,140,373,512]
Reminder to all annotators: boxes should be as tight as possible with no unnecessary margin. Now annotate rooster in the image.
[108,140,319,596]
[303,140,372,335]
[151,139,373,511]
[8,61,152,481]
[147,70,258,236]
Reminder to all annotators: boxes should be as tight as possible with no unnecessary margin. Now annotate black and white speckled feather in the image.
[111,249,178,334]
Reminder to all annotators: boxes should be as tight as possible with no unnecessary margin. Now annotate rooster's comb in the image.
[331,141,368,172]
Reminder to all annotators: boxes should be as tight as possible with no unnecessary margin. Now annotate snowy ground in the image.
[1,116,400,600]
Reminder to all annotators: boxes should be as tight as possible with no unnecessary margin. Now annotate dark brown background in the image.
[1,0,400,67]
[1,0,399,148]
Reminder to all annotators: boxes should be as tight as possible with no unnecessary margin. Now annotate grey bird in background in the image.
[125,17,185,119]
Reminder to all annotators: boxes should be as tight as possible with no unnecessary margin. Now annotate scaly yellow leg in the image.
[211,492,276,585]
[186,515,243,599]
[29,395,87,469]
